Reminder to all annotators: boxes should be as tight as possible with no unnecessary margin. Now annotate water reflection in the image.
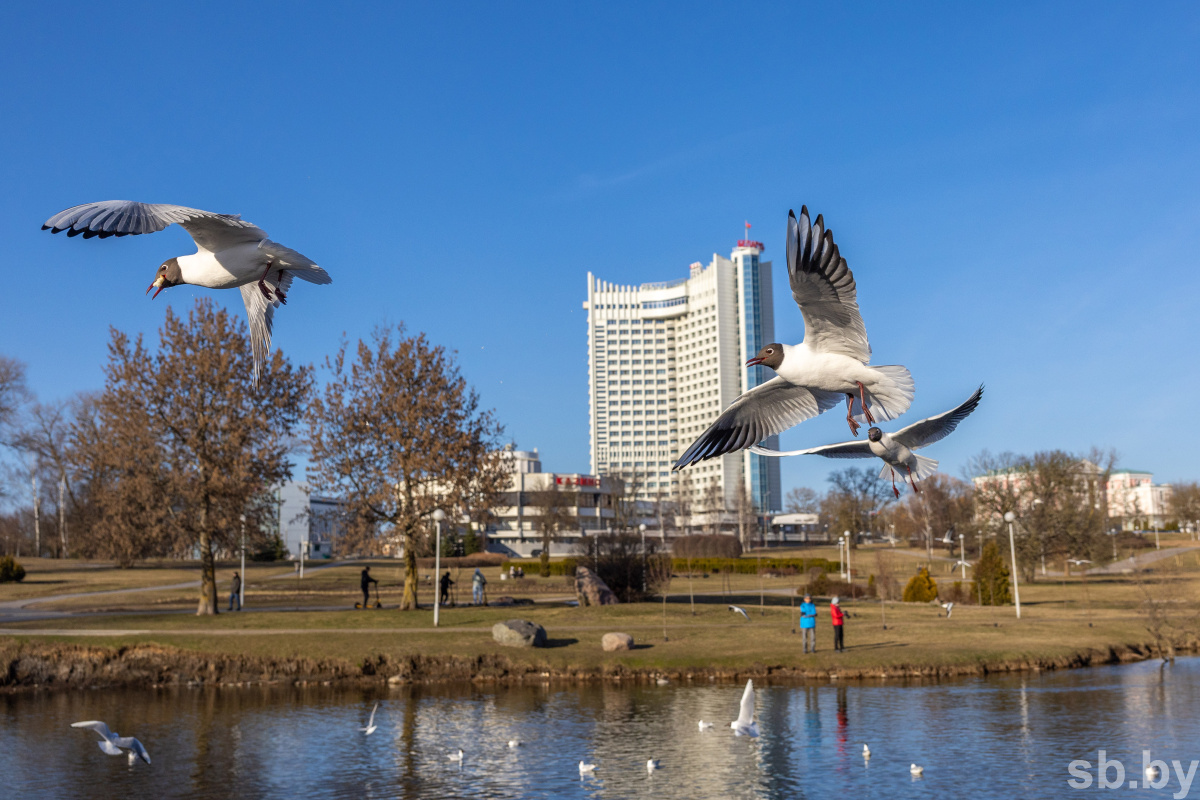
[1,658,1197,799]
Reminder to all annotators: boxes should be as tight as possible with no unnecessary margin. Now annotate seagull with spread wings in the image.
[730,679,759,737]
[71,720,151,764]
[42,200,331,384]
[674,206,914,469]
[751,386,983,497]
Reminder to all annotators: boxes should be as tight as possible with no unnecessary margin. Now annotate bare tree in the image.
[825,466,893,547]
[701,478,725,536]
[785,486,819,514]
[529,484,574,576]
[1168,482,1200,540]
[306,325,508,610]
[0,355,30,446]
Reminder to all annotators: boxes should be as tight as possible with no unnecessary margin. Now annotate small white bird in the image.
[941,602,955,618]
[752,386,983,498]
[730,679,760,737]
[508,739,521,749]
[1147,765,1161,780]
[579,761,597,774]
[698,720,714,731]
[729,605,751,621]
[359,702,379,736]
[448,749,464,762]
[647,759,660,772]
[656,677,670,686]
[911,763,924,776]
[71,720,151,764]
[863,744,871,759]
[674,206,915,468]
[42,200,332,385]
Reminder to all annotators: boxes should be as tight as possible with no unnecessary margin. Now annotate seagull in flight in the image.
[730,679,759,737]
[728,605,750,621]
[71,720,151,764]
[752,386,983,497]
[675,206,914,468]
[359,702,379,735]
[42,200,332,384]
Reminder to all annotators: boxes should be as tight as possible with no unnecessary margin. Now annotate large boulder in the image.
[601,632,634,652]
[575,566,619,606]
[492,619,547,648]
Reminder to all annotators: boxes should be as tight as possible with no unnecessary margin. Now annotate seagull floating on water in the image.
[656,676,670,685]
[508,739,521,748]
[448,749,464,762]
[698,720,714,731]
[730,679,760,737]
[752,386,983,498]
[863,744,871,759]
[71,720,151,764]
[911,763,924,776]
[674,207,914,468]
[359,702,379,735]
[647,759,660,772]
[42,200,332,384]
[729,605,750,621]
[579,760,597,774]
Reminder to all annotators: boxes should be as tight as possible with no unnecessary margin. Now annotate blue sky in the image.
[2,2,1199,495]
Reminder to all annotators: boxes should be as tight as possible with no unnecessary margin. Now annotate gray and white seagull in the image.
[71,720,151,764]
[751,386,983,497]
[42,200,332,384]
[674,206,914,469]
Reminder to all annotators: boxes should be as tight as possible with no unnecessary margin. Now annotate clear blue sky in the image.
[2,2,1199,495]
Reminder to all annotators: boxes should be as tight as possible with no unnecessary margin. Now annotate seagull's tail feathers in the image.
[258,239,332,285]
[879,455,939,486]
[853,365,914,423]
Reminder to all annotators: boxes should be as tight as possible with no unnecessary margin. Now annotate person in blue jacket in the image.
[799,593,817,653]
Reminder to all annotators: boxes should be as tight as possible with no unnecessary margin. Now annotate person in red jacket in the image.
[830,596,845,652]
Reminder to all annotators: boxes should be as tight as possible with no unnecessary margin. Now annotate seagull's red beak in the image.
[745,356,764,367]
[147,276,166,299]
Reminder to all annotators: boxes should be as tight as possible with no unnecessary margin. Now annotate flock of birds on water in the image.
[71,679,940,779]
[41,200,981,484]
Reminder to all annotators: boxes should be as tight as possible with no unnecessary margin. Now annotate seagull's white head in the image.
[746,343,784,371]
[867,427,883,442]
[148,258,182,299]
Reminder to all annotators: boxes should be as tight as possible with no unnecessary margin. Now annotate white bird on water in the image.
[448,749,464,762]
[730,679,760,737]
[579,761,597,775]
[359,702,379,735]
[729,605,751,622]
[71,720,151,764]
[656,676,670,686]
[674,206,914,468]
[508,739,521,749]
[911,763,924,776]
[751,386,983,498]
[647,759,660,772]
[698,720,714,731]
[42,200,332,385]
[863,744,871,759]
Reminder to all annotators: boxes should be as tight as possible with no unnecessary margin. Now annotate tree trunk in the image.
[401,523,419,610]
[196,502,218,615]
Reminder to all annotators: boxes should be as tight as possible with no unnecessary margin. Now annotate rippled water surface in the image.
[3,658,1199,798]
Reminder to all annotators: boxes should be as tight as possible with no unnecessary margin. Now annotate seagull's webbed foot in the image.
[857,381,876,424]
[845,394,860,436]
[275,288,288,304]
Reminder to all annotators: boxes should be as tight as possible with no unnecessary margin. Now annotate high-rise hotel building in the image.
[583,236,781,513]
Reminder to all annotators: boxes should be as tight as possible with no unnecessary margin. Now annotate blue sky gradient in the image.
[2,2,1199,495]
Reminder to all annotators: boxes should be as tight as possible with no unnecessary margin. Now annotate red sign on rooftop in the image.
[737,240,765,251]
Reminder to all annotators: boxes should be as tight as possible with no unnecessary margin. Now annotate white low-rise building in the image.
[1107,470,1173,530]
[274,481,343,559]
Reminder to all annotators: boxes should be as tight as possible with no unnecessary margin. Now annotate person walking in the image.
[228,571,242,611]
[360,566,378,608]
[439,570,455,606]
[472,568,487,605]
[799,593,817,653]
[830,596,845,652]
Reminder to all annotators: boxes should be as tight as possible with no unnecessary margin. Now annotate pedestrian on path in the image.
[361,566,378,608]
[830,596,845,652]
[439,570,455,606]
[472,568,487,605]
[229,572,241,611]
[799,593,817,653]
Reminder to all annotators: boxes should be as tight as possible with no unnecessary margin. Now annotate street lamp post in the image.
[837,536,844,580]
[639,523,647,593]
[1004,511,1022,619]
[239,514,246,609]
[843,531,851,581]
[433,509,446,628]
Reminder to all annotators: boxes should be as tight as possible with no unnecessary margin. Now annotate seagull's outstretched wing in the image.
[749,439,874,459]
[787,207,870,362]
[238,272,292,384]
[71,720,114,739]
[735,680,755,728]
[892,386,984,450]
[674,378,842,468]
[43,200,266,251]
[367,702,378,729]
[113,736,151,764]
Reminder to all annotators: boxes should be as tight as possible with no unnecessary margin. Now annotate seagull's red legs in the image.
[907,465,920,494]
[857,381,876,424]
[891,469,900,498]
[844,394,860,436]
[258,258,275,301]
[274,270,288,304]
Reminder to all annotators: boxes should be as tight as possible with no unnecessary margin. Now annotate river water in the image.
[2,658,1198,799]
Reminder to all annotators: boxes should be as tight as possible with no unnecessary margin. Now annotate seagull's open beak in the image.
[745,356,764,367]
[147,276,166,299]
